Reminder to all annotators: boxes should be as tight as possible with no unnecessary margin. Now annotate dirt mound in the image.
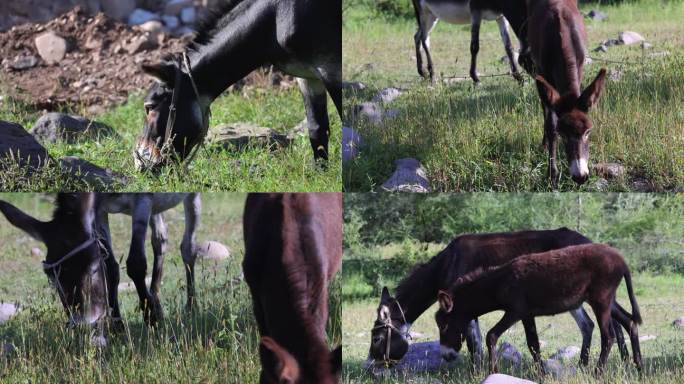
[0,7,189,110]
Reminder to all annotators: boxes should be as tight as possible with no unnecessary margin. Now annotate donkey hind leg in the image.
[298,78,331,163]
[127,196,161,325]
[612,317,629,362]
[589,301,615,373]
[181,193,201,311]
[149,214,167,302]
[612,302,643,371]
[495,15,522,83]
[521,317,545,375]
[419,10,438,82]
[97,212,123,330]
[486,312,520,373]
[469,9,482,84]
[569,306,594,366]
[465,318,485,370]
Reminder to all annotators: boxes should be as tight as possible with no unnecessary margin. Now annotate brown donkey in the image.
[436,243,643,373]
[243,193,342,384]
[528,0,608,187]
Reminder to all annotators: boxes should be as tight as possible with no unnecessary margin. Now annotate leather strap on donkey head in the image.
[371,299,411,365]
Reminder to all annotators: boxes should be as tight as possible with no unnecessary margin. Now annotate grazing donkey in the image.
[436,243,643,373]
[243,193,342,383]
[367,228,629,367]
[527,0,607,187]
[411,0,530,83]
[135,0,341,170]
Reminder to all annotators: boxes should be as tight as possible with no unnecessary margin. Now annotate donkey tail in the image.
[624,271,642,325]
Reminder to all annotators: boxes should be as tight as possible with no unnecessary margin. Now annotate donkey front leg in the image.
[469,9,482,84]
[569,306,594,366]
[127,196,161,326]
[181,193,201,311]
[465,318,484,369]
[149,213,167,304]
[521,317,545,375]
[96,211,123,330]
[543,106,560,188]
[486,312,520,373]
[495,16,522,83]
[298,78,330,163]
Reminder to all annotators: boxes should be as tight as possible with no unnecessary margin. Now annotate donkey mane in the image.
[189,0,250,50]
[395,248,444,299]
[450,264,507,292]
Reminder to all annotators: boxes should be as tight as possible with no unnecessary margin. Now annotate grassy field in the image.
[342,0,684,192]
[0,194,342,383]
[342,193,684,383]
[0,84,341,192]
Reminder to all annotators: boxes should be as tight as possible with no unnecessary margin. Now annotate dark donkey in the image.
[368,228,629,367]
[243,193,342,383]
[135,0,341,170]
[528,0,608,187]
[0,194,109,344]
[436,243,643,373]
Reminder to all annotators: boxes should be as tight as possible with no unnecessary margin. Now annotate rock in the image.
[594,44,609,53]
[550,345,580,361]
[34,31,67,64]
[639,334,656,342]
[197,240,231,261]
[498,342,521,366]
[672,317,684,327]
[0,120,52,170]
[118,277,152,292]
[641,41,653,49]
[353,102,384,124]
[165,0,195,16]
[180,7,197,25]
[543,359,577,379]
[123,34,158,54]
[0,303,19,324]
[101,0,136,21]
[342,126,361,163]
[591,162,625,179]
[371,87,403,104]
[481,374,537,384]
[619,31,645,45]
[9,54,38,70]
[382,158,431,193]
[608,69,624,81]
[365,341,458,376]
[128,9,161,26]
[586,10,607,21]
[207,122,293,151]
[31,247,43,257]
[59,156,126,189]
[593,178,609,191]
[2,342,16,357]
[342,81,366,91]
[161,15,180,30]
[139,20,165,34]
[631,178,653,192]
[31,113,116,144]
[174,26,196,37]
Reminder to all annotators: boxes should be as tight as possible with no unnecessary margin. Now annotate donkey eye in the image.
[144,103,156,114]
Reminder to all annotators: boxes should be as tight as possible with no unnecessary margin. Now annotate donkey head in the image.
[0,194,107,328]
[259,337,342,384]
[435,290,470,361]
[368,287,410,363]
[135,56,208,171]
[536,68,607,185]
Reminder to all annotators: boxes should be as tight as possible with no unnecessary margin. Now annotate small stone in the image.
[164,0,194,16]
[9,54,38,70]
[31,247,43,257]
[342,126,361,163]
[197,240,231,261]
[180,7,197,24]
[543,359,577,379]
[641,41,653,49]
[59,157,127,188]
[481,374,537,384]
[161,15,180,30]
[31,113,115,144]
[342,81,366,91]
[672,317,684,327]
[619,31,645,45]
[550,345,580,361]
[34,31,67,65]
[123,34,158,54]
[139,20,164,34]
[382,158,431,193]
[128,9,160,26]
[0,303,19,324]
[586,10,608,21]
[591,162,625,179]
[371,87,403,104]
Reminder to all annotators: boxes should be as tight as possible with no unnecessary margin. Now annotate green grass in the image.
[0,194,342,383]
[0,86,341,192]
[342,0,684,191]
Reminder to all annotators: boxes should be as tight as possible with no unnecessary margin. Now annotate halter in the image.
[161,51,211,167]
[371,300,411,365]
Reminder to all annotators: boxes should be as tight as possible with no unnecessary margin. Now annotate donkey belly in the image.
[423,0,471,24]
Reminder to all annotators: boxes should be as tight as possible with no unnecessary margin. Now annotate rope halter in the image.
[371,299,411,365]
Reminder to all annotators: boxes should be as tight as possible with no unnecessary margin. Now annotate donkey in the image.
[435,243,643,373]
[135,0,341,171]
[411,0,530,83]
[367,228,629,367]
[243,193,342,383]
[527,0,607,187]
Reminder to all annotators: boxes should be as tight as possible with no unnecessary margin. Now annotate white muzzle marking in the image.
[570,157,589,178]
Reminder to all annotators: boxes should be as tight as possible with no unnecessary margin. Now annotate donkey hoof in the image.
[110,317,126,333]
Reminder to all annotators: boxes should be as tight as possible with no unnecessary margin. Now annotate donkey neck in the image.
[452,266,508,317]
[395,248,449,324]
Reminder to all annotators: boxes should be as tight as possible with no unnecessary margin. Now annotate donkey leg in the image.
[298,78,330,163]
[522,317,544,375]
[543,106,560,188]
[612,302,642,370]
[469,9,482,84]
[495,16,522,83]
[126,195,159,325]
[589,301,614,373]
[569,306,594,366]
[149,213,167,301]
[465,318,484,370]
[486,312,520,373]
[612,317,629,362]
[415,29,426,78]
[97,213,122,323]
[181,193,201,311]
[419,12,438,82]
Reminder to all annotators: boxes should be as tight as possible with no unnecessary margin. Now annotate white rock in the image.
[371,87,403,104]
[180,7,197,25]
[619,31,645,45]
[0,303,19,324]
[165,0,194,16]
[197,241,231,260]
[481,374,537,384]
[139,20,164,34]
[550,345,580,361]
[381,158,431,193]
[31,247,43,257]
[342,126,361,163]
[161,15,180,30]
[101,0,136,21]
[128,9,161,26]
[34,32,67,65]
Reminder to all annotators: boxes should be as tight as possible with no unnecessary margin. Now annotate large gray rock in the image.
[481,374,537,384]
[207,122,293,151]
[31,113,116,144]
[619,31,645,45]
[371,87,403,104]
[364,341,458,376]
[0,120,52,169]
[101,0,136,21]
[549,345,580,361]
[382,158,430,193]
[0,303,19,324]
[197,240,231,261]
[59,156,126,189]
[34,31,67,65]
[8,54,38,71]
[342,126,361,163]
[498,342,522,366]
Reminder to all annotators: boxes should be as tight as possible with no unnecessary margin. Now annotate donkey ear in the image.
[330,345,342,376]
[438,290,454,313]
[577,68,607,112]
[141,60,177,85]
[380,286,391,303]
[78,193,95,231]
[535,75,561,110]
[0,200,47,242]
[260,337,300,383]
